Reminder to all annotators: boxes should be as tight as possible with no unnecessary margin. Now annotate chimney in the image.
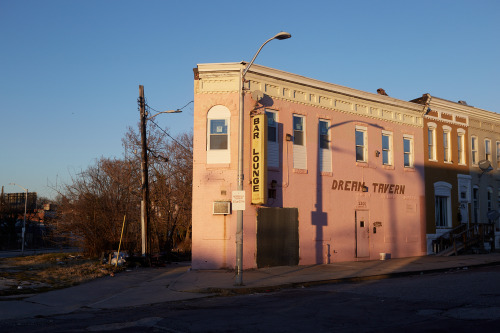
[377,88,388,96]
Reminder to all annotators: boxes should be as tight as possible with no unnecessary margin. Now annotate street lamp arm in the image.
[242,32,291,78]
[9,182,27,192]
[147,110,182,121]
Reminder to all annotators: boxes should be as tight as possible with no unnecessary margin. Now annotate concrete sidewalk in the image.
[1,253,500,321]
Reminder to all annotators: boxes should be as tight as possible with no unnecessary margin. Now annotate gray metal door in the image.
[355,210,370,258]
[257,207,299,268]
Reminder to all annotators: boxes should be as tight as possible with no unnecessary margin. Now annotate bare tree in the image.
[123,124,193,258]
[50,123,193,258]
[52,158,141,256]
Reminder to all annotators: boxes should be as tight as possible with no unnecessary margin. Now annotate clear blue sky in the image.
[1,0,499,199]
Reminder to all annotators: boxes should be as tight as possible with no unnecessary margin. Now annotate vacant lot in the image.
[0,253,120,298]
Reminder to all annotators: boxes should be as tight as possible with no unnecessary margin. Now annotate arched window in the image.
[206,105,231,164]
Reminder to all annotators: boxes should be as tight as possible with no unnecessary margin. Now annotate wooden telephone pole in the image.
[139,85,150,259]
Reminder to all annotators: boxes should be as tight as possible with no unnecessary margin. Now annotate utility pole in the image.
[139,85,150,259]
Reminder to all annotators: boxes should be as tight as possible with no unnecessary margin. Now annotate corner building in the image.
[192,63,426,269]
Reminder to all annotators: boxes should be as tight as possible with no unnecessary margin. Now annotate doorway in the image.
[355,210,370,258]
[257,207,299,268]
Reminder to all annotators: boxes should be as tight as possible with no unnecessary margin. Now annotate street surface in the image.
[1,264,499,332]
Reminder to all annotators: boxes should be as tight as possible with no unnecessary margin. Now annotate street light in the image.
[235,32,292,286]
[9,183,28,255]
[138,85,188,261]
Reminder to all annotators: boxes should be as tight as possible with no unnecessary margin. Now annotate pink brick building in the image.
[192,63,427,269]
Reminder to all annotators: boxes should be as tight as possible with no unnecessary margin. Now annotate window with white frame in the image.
[382,131,392,166]
[403,134,414,168]
[266,110,279,168]
[485,139,492,162]
[473,187,479,223]
[319,119,332,172]
[435,182,452,228]
[427,123,437,161]
[355,126,367,162]
[293,115,307,169]
[443,126,451,163]
[457,129,465,165]
[206,105,230,164]
[471,136,478,165]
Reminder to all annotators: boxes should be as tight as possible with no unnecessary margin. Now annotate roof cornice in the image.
[197,62,423,113]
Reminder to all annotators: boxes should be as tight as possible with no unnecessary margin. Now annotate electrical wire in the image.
[148,117,192,155]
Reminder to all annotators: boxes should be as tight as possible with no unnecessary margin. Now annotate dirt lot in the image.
[0,253,121,298]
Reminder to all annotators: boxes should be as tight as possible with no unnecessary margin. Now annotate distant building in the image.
[0,189,37,212]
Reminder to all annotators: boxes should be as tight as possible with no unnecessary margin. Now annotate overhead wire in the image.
[145,104,192,155]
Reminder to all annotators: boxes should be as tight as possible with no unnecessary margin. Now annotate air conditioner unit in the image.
[213,201,231,215]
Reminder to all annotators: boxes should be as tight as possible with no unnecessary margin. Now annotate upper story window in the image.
[206,105,230,164]
[319,120,330,149]
[427,123,437,161]
[293,115,307,170]
[403,134,414,168]
[293,115,304,146]
[471,136,478,165]
[457,129,465,165]
[443,126,451,163]
[319,119,332,173]
[382,131,392,166]
[209,120,228,149]
[355,126,367,162]
[266,110,279,168]
[267,111,277,143]
[485,139,492,162]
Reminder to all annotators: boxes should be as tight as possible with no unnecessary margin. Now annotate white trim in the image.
[355,126,368,163]
[293,114,307,170]
[266,110,279,168]
[403,134,414,168]
[206,105,231,164]
[319,119,332,172]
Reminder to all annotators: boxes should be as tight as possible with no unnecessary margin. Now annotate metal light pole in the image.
[138,85,182,260]
[9,183,28,255]
[235,32,291,286]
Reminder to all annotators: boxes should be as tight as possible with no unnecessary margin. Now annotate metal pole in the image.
[139,85,150,259]
[22,188,27,255]
[234,32,292,286]
[235,69,245,285]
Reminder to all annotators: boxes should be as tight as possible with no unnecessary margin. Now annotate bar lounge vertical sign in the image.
[251,114,267,205]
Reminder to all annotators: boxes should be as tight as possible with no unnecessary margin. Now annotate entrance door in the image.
[257,207,299,268]
[355,210,370,258]
[459,202,469,225]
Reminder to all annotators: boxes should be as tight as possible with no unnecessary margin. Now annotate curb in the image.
[183,259,500,296]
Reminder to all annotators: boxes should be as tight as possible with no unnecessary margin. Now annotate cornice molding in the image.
[196,62,424,128]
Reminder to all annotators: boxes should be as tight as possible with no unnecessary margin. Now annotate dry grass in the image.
[0,253,122,297]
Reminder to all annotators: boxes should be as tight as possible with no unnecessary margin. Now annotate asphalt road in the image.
[1,264,500,332]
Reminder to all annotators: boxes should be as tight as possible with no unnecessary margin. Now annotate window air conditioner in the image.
[213,201,231,215]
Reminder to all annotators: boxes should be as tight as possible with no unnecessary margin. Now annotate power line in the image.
[147,116,192,155]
